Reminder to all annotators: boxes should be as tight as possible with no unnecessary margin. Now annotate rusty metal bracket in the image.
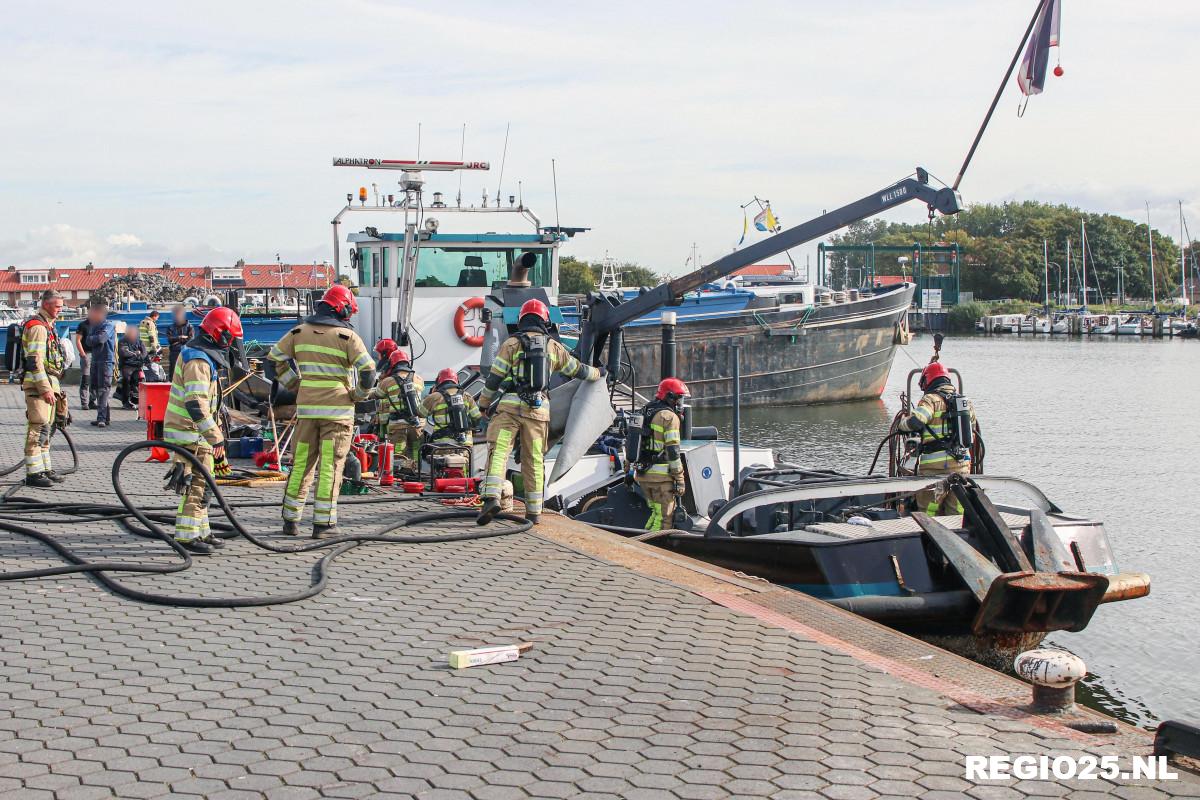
[970,570,1108,635]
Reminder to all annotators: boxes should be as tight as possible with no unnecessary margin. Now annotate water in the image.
[704,333,1200,729]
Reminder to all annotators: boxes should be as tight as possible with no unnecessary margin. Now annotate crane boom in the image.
[573,169,962,364]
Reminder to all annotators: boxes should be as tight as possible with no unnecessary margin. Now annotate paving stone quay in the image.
[0,385,1196,799]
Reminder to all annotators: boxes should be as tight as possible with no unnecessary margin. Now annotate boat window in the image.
[381,247,389,287]
[371,252,381,287]
[414,247,551,288]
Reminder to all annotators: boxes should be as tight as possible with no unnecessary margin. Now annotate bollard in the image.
[1014,649,1087,712]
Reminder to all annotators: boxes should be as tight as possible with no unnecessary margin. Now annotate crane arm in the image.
[573,169,961,363]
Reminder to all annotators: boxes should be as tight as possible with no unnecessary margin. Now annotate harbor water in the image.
[706,333,1200,729]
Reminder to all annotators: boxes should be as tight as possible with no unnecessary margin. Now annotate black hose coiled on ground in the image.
[0,439,530,607]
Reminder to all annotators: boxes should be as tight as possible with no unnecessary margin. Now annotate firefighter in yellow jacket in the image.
[476,299,602,525]
[267,285,375,538]
[372,348,425,468]
[138,310,162,357]
[162,308,242,555]
[422,368,483,447]
[635,378,690,531]
[898,361,977,515]
[20,290,68,488]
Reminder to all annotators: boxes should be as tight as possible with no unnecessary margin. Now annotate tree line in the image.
[826,201,1198,304]
[558,257,662,294]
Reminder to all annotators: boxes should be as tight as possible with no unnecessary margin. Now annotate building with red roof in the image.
[0,262,335,308]
[731,264,792,278]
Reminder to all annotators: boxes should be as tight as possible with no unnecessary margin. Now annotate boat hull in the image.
[622,285,914,408]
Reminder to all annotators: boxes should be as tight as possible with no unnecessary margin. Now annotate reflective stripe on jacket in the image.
[267,322,372,420]
[163,351,223,447]
[640,407,683,477]
[21,312,63,394]
[479,334,599,421]
[373,372,426,427]
[902,388,977,471]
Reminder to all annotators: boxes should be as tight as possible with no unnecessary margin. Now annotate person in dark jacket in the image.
[83,301,116,427]
[165,305,194,379]
[117,326,148,409]
[73,317,96,410]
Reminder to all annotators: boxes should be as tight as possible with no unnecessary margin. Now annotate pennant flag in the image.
[1017,0,1062,97]
[754,204,780,232]
[736,210,748,247]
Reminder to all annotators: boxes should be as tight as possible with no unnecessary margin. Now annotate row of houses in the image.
[0,262,336,307]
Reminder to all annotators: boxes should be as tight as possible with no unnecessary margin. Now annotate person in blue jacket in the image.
[82,301,116,428]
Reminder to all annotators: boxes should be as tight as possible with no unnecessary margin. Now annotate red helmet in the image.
[387,349,411,370]
[919,361,950,390]
[518,298,550,323]
[436,368,458,386]
[655,377,690,401]
[199,307,243,348]
[374,338,397,357]
[322,284,358,318]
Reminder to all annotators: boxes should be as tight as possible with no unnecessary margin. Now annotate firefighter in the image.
[373,338,398,372]
[421,368,482,447]
[266,285,375,538]
[372,348,425,469]
[476,299,602,525]
[162,308,243,555]
[898,361,977,515]
[20,290,68,488]
[138,310,162,357]
[635,378,689,531]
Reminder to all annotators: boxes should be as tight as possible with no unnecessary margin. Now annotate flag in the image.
[736,211,748,247]
[754,205,778,232]
[1017,0,1062,96]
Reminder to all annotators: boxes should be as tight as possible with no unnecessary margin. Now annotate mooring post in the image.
[661,311,677,380]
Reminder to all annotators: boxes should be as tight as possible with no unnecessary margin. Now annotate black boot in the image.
[24,473,54,489]
[280,521,300,536]
[524,512,540,525]
[44,471,67,484]
[176,538,214,555]
[312,524,341,539]
[476,497,501,526]
[203,536,226,550]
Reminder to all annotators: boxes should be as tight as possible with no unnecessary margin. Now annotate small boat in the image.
[1018,314,1049,333]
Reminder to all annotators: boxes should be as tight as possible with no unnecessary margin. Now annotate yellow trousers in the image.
[23,389,56,476]
[636,474,679,531]
[283,419,353,526]
[481,410,548,515]
[914,462,971,515]
[174,443,213,542]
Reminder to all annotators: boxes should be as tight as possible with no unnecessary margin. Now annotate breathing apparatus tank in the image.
[448,392,469,442]
[521,333,549,394]
[400,378,421,421]
[624,411,644,467]
[948,393,974,457]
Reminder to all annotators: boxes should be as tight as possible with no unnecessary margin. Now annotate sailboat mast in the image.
[1146,203,1157,307]
[1180,201,1187,306]
[1080,218,1088,307]
[1043,239,1050,308]
[1066,238,1071,306]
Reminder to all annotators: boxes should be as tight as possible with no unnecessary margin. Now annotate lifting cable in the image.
[0,438,530,608]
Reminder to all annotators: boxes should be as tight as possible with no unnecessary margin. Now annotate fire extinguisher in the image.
[378,442,394,487]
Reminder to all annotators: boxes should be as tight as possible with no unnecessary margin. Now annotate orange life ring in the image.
[453,297,486,347]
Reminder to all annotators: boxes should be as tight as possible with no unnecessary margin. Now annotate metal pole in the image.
[951,0,1049,191]
[731,343,742,495]
[660,312,677,380]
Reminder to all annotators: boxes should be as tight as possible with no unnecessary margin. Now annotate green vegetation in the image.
[558,256,663,294]
[827,201,1197,303]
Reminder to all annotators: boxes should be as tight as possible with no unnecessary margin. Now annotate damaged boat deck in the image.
[0,390,1195,799]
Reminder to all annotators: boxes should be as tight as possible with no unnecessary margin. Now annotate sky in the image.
[1,0,1197,278]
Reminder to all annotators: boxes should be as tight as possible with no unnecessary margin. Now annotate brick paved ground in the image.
[0,386,1196,799]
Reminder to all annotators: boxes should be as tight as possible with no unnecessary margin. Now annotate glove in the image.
[212,452,232,478]
[164,462,191,494]
[596,365,608,380]
[672,478,686,497]
[623,469,635,488]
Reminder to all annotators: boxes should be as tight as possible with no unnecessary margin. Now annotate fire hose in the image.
[0,438,530,607]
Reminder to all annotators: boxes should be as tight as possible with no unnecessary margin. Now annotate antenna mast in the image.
[495,123,510,208]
